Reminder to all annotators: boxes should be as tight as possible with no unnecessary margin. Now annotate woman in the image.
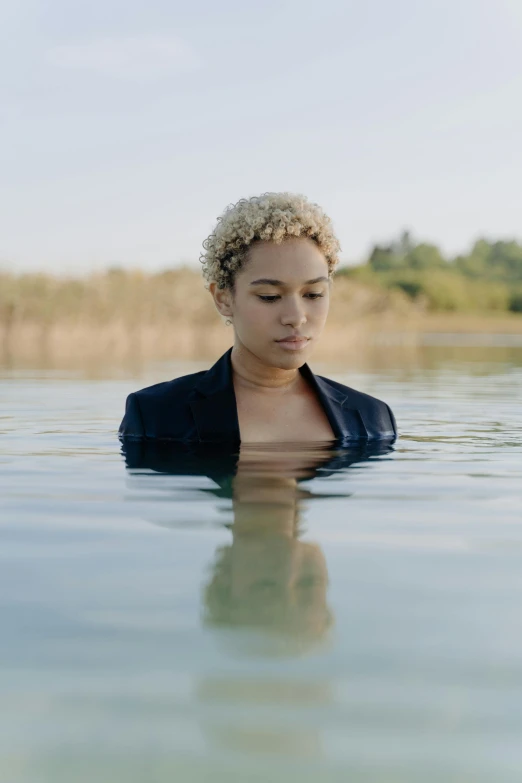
[119,192,397,445]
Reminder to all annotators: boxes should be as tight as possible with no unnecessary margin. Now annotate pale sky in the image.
[2,0,522,272]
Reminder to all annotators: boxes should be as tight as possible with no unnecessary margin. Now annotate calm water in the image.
[1,344,522,782]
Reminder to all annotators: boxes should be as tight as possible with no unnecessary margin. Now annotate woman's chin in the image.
[236,340,314,369]
[270,342,313,368]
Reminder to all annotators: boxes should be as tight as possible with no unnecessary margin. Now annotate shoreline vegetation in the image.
[2,234,522,365]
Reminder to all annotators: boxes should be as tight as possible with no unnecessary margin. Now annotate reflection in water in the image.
[123,440,369,761]
[122,438,394,658]
[196,675,333,759]
[121,439,395,760]
[203,448,334,655]
[199,448,334,757]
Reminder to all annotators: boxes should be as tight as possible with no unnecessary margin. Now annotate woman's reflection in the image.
[121,439,394,758]
[122,438,394,654]
[203,448,333,653]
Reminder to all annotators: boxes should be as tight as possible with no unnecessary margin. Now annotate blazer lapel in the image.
[189,349,369,445]
[300,365,368,442]
[189,348,240,444]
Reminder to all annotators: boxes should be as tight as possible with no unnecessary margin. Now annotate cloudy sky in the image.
[2,0,522,272]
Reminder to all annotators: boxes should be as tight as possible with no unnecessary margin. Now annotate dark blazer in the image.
[119,347,397,445]
[121,438,396,495]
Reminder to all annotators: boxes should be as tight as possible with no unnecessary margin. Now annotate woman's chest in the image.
[234,386,336,443]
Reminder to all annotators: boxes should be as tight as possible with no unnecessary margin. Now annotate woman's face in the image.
[216,237,331,369]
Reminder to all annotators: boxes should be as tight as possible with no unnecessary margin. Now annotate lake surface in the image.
[1,343,522,782]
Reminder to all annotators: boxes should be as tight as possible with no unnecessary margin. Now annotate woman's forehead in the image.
[241,238,329,282]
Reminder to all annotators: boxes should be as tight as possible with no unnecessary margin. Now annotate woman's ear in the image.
[209,281,234,318]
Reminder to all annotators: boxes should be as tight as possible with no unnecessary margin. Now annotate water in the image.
[1,344,522,782]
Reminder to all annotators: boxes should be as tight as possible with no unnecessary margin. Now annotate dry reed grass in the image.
[1,267,521,367]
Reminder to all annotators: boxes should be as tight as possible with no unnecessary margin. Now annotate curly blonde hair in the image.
[200,192,341,290]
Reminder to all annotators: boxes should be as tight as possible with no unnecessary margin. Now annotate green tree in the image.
[455,239,522,281]
[405,243,446,270]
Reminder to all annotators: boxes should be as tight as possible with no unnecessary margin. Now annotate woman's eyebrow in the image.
[249,276,329,286]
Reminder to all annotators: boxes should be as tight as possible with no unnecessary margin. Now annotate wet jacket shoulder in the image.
[119,348,397,445]
[119,370,207,441]
[314,373,397,443]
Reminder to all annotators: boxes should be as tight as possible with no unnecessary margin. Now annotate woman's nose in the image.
[281,297,307,327]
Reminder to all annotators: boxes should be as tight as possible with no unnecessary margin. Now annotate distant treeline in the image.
[341,233,522,312]
[2,241,522,364]
[0,266,415,363]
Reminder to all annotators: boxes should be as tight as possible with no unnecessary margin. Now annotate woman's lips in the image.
[275,337,310,351]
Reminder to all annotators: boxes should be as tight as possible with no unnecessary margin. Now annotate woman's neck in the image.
[230,342,302,392]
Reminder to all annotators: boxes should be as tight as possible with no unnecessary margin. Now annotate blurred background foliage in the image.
[341,232,522,313]
[2,234,522,337]
[0,267,219,328]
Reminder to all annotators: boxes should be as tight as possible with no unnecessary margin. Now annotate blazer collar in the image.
[299,363,368,441]
[189,348,240,443]
[189,347,365,444]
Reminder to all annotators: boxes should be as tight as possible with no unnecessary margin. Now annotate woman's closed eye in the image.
[257,293,325,303]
